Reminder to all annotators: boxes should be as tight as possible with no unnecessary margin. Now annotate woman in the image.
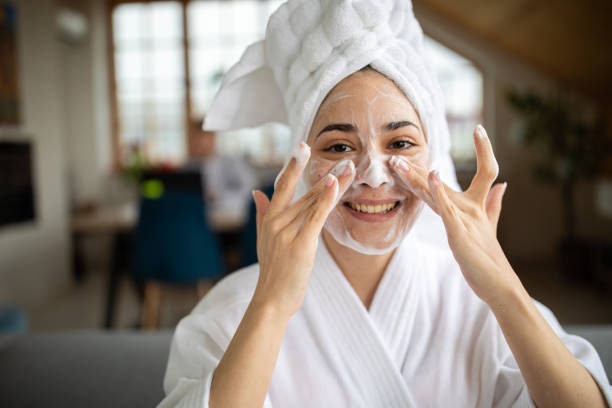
[159,1,611,407]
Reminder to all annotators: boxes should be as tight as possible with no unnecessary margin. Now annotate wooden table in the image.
[71,203,137,329]
[71,203,136,235]
[71,202,247,329]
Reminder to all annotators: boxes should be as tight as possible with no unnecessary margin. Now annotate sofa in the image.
[0,326,611,407]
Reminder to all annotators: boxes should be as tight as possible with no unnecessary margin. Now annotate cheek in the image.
[402,148,430,170]
[307,157,338,186]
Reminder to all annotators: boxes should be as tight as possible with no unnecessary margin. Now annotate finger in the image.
[269,142,311,215]
[389,156,435,205]
[428,170,461,234]
[467,125,499,203]
[485,182,507,232]
[330,159,356,204]
[253,190,271,238]
[390,156,453,213]
[298,174,339,239]
[277,160,355,231]
[276,169,337,228]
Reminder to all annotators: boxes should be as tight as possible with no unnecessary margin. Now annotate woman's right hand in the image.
[251,143,354,319]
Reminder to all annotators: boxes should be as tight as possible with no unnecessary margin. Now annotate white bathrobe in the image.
[158,233,612,407]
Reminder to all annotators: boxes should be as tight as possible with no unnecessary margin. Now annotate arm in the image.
[209,301,289,408]
[491,278,607,407]
[210,143,355,407]
[391,124,608,407]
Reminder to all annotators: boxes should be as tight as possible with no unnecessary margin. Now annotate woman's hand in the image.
[252,143,354,319]
[390,125,519,305]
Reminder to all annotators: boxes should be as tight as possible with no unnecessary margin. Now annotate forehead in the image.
[316,69,418,121]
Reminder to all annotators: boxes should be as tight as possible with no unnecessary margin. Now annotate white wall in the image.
[61,0,112,206]
[0,0,71,310]
[0,0,120,314]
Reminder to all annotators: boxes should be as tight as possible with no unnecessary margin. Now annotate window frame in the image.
[108,0,193,171]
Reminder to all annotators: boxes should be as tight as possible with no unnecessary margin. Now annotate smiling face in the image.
[305,68,429,254]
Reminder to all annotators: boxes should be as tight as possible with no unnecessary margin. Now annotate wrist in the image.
[249,293,294,327]
[486,277,532,321]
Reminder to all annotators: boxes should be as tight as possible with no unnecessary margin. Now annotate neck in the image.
[322,229,395,310]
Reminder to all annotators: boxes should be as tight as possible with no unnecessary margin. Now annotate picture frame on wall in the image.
[0,139,36,228]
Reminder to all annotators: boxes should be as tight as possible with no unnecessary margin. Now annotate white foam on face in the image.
[274,142,311,190]
[303,69,430,255]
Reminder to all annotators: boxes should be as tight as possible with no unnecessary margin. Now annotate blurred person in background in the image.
[184,117,255,223]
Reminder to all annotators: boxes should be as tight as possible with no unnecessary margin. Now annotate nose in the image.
[354,153,392,188]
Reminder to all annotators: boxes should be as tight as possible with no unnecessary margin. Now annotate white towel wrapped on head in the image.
[204,0,453,179]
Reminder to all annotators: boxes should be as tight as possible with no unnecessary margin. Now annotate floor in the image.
[28,260,612,332]
[29,270,205,331]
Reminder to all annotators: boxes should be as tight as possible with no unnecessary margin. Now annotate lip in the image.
[341,200,402,222]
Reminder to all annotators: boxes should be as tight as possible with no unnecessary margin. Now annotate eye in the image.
[388,140,414,150]
[325,143,354,153]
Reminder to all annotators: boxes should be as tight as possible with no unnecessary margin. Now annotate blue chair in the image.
[0,305,27,333]
[240,185,275,268]
[132,181,224,328]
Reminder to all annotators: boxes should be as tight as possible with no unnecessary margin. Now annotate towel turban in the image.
[204,0,458,180]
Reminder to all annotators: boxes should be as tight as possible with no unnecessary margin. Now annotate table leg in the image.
[72,232,86,283]
[104,232,131,329]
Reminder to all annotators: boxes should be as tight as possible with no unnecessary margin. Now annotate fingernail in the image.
[502,181,508,193]
[390,156,409,171]
[331,159,353,177]
[430,170,440,184]
[325,174,336,187]
[252,190,260,207]
[293,142,311,166]
[476,124,487,139]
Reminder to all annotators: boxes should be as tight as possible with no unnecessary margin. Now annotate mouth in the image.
[341,200,402,222]
[344,201,400,214]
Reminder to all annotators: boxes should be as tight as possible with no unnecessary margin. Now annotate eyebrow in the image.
[316,120,420,139]
[316,123,356,138]
[386,120,420,131]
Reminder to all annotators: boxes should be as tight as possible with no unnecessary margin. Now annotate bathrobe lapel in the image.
[309,236,423,407]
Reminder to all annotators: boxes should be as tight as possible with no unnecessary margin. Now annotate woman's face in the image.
[306,69,429,254]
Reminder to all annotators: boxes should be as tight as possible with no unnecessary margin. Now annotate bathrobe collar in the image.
[308,233,424,407]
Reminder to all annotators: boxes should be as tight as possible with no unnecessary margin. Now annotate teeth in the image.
[348,202,397,214]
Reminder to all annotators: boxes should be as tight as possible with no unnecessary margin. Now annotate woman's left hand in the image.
[390,125,521,305]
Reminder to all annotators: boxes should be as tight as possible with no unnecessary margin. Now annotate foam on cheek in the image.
[274,142,311,190]
[389,156,431,200]
[306,157,336,187]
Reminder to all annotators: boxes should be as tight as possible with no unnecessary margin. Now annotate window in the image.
[111,0,286,168]
[424,36,483,165]
[113,2,186,165]
[110,2,482,168]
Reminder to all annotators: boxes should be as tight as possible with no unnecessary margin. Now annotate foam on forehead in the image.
[306,66,432,165]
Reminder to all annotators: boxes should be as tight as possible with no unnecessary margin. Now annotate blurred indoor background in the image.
[1,0,611,334]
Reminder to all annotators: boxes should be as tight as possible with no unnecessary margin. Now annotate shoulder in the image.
[192,263,260,317]
[171,264,260,347]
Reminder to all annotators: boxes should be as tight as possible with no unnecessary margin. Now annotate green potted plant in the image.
[506,90,609,278]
